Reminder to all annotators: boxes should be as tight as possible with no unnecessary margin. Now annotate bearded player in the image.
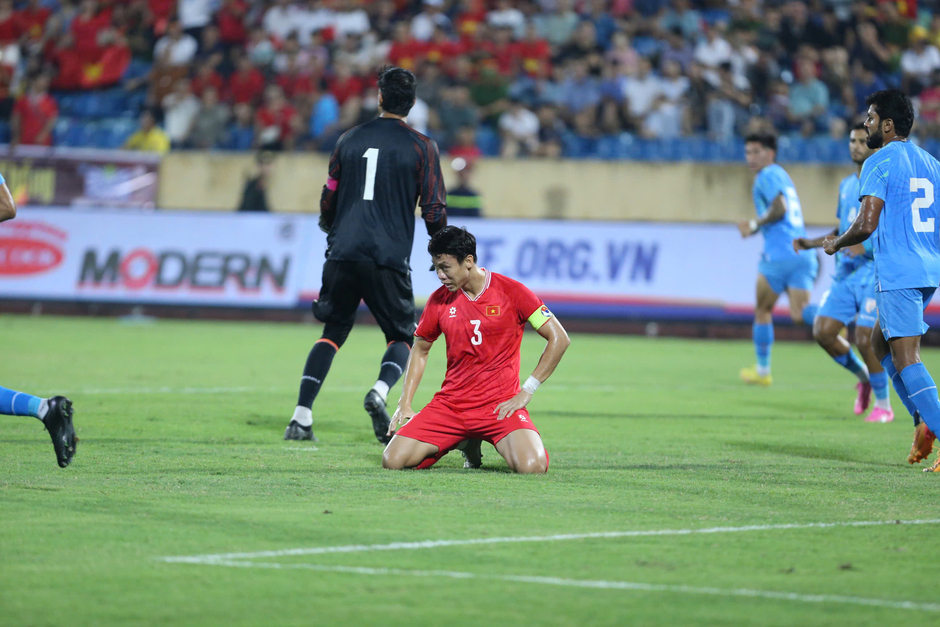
[793,123,893,422]
[383,226,570,473]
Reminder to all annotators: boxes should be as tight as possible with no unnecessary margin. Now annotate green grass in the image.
[2,315,940,626]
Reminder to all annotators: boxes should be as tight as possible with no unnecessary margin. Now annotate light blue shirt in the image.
[834,173,873,279]
[752,163,809,262]
[859,140,940,291]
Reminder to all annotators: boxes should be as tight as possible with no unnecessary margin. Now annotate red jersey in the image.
[226,68,265,104]
[256,103,297,140]
[14,93,58,146]
[415,270,552,410]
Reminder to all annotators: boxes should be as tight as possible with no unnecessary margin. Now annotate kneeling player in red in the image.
[383,226,570,473]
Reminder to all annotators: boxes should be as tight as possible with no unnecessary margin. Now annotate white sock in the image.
[875,397,891,411]
[37,399,49,421]
[372,381,390,403]
[756,365,771,377]
[291,405,313,427]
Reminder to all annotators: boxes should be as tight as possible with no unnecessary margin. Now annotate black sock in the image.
[297,340,338,408]
[378,342,410,389]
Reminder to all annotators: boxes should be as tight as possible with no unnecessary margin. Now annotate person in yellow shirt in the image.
[124,109,170,153]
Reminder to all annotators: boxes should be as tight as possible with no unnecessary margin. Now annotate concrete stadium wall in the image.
[158,151,854,226]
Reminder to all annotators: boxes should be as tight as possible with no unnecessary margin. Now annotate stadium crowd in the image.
[1,0,940,157]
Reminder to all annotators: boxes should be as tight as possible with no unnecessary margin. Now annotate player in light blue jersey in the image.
[0,171,77,467]
[738,132,819,386]
[793,123,893,422]
[824,89,940,470]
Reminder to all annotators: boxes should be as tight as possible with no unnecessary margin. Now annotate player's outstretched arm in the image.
[823,195,883,254]
[0,182,15,222]
[738,193,787,238]
[793,228,838,252]
[388,338,433,436]
[494,317,571,420]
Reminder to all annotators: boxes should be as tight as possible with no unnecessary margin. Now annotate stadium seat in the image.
[475,126,501,156]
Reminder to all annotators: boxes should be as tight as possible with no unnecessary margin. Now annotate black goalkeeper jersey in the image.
[323,116,447,273]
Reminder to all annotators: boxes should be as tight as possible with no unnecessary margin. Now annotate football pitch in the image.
[4,314,940,626]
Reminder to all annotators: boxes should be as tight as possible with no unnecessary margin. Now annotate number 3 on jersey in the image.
[470,320,482,346]
[362,148,378,200]
[911,178,936,233]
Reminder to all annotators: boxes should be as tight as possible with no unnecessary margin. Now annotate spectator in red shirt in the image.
[0,0,19,45]
[515,22,552,77]
[448,125,482,163]
[327,59,364,105]
[276,55,316,102]
[12,74,57,147]
[215,0,247,46]
[425,25,465,68]
[454,0,486,41]
[191,59,224,97]
[483,24,516,75]
[71,0,111,60]
[16,0,50,45]
[227,54,266,105]
[387,21,426,71]
[255,84,301,150]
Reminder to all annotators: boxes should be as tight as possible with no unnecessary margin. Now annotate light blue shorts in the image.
[877,287,937,339]
[758,253,819,295]
[818,266,878,328]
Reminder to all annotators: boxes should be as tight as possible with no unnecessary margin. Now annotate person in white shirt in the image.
[645,59,689,138]
[902,27,940,95]
[178,0,212,39]
[161,78,201,145]
[487,0,525,40]
[297,0,334,46]
[622,57,662,129]
[411,0,451,42]
[154,19,199,66]
[406,97,430,135]
[694,23,732,70]
[499,98,540,157]
[263,0,299,41]
[331,0,371,41]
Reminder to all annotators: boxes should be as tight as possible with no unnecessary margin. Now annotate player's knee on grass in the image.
[382,437,438,470]
[512,455,548,474]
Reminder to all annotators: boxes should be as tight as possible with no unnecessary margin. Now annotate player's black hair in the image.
[377,66,417,117]
[852,121,867,132]
[744,132,777,152]
[429,226,477,263]
[865,89,914,138]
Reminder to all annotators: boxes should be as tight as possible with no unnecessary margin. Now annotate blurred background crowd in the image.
[2,0,940,159]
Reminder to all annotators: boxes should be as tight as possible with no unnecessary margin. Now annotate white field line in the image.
[165,560,940,613]
[159,518,940,564]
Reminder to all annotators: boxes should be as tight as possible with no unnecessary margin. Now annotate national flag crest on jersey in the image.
[486,305,500,316]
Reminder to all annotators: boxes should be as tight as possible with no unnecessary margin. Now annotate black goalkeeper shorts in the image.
[313,260,416,343]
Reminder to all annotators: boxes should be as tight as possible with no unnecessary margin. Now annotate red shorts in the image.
[395,398,541,456]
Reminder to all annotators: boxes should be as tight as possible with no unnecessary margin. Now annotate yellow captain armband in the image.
[527,305,554,330]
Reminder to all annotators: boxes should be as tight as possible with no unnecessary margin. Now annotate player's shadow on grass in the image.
[728,440,896,467]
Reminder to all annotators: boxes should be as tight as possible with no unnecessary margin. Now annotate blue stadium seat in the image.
[122,59,152,83]
[596,135,619,160]
[701,9,731,24]
[632,36,662,58]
